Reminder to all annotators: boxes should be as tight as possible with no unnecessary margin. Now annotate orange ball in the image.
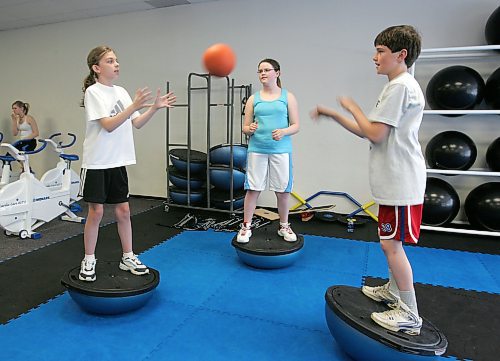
[202,43,236,77]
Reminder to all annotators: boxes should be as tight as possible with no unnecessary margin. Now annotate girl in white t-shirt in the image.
[78,45,176,282]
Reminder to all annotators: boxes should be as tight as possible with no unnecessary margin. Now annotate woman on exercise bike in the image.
[11,100,39,151]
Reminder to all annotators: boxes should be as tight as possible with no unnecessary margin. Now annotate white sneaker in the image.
[119,254,149,275]
[79,258,96,282]
[237,223,252,243]
[371,300,423,335]
[277,223,297,242]
[362,282,399,308]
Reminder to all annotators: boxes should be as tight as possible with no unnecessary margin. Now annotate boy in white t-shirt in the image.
[311,25,425,335]
[79,46,176,282]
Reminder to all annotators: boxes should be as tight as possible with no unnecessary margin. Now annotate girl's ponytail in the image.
[81,45,114,107]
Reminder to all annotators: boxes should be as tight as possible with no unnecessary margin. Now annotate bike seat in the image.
[60,154,79,161]
[0,154,16,163]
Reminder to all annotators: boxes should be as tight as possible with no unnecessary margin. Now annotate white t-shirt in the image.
[82,82,139,169]
[17,119,33,139]
[368,72,426,205]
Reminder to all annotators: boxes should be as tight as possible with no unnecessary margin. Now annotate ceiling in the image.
[0,0,217,31]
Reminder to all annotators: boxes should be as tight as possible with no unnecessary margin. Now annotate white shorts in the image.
[244,152,293,192]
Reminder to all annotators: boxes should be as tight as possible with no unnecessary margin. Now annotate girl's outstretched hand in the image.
[153,89,177,109]
[133,87,153,109]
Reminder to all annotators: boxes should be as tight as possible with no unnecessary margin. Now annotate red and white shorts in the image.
[378,204,423,244]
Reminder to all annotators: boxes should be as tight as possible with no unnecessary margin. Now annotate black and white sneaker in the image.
[371,300,422,335]
[119,254,149,275]
[79,258,96,282]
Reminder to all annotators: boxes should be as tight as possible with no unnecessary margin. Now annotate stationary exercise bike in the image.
[39,133,82,211]
[0,132,82,207]
[0,133,33,188]
[0,139,85,240]
[0,132,15,187]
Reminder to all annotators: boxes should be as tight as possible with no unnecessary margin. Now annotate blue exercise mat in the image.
[0,229,495,360]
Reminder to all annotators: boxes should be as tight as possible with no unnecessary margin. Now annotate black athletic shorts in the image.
[79,166,129,204]
[14,139,37,151]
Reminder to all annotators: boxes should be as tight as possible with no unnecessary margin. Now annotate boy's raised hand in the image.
[310,105,322,121]
[338,96,360,114]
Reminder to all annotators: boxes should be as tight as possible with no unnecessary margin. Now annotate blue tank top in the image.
[248,89,292,154]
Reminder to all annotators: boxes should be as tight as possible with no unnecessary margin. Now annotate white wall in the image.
[0,0,498,214]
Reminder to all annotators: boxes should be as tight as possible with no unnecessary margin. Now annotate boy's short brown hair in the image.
[374,25,421,67]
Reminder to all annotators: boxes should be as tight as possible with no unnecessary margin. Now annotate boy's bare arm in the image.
[311,104,365,138]
[338,97,391,143]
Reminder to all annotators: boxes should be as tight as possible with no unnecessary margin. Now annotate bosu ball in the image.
[325,285,447,361]
[169,148,207,174]
[61,261,160,315]
[231,226,304,269]
[209,143,248,169]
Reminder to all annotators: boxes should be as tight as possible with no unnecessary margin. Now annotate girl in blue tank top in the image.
[236,58,300,244]
[249,89,292,154]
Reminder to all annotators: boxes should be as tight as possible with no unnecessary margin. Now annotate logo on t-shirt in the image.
[110,100,125,117]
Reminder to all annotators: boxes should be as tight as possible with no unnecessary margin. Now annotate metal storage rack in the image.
[165,72,251,213]
[413,44,500,237]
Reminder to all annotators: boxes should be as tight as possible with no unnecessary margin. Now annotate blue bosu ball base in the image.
[168,165,205,190]
[169,186,205,205]
[209,165,246,191]
[169,148,207,174]
[210,189,245,210]
[209,143,248,169]
[231,227,304,269]
[61,261,160,315]
[325,285,447,361]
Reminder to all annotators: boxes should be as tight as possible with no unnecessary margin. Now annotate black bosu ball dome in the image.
[169,185,206,205]
[232,227,304,269]
[426,65,485,111]
[210,188,245,210]
[484,67,500,110]
[167,165,205,190]
[486,137,500,171]
[325,285,447,361]
[61,261,160,315]
[169,148,207,174]
[485,5,500,46]
[422,177,460,227]
[464,182,500,232]
[425,131,477,171]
